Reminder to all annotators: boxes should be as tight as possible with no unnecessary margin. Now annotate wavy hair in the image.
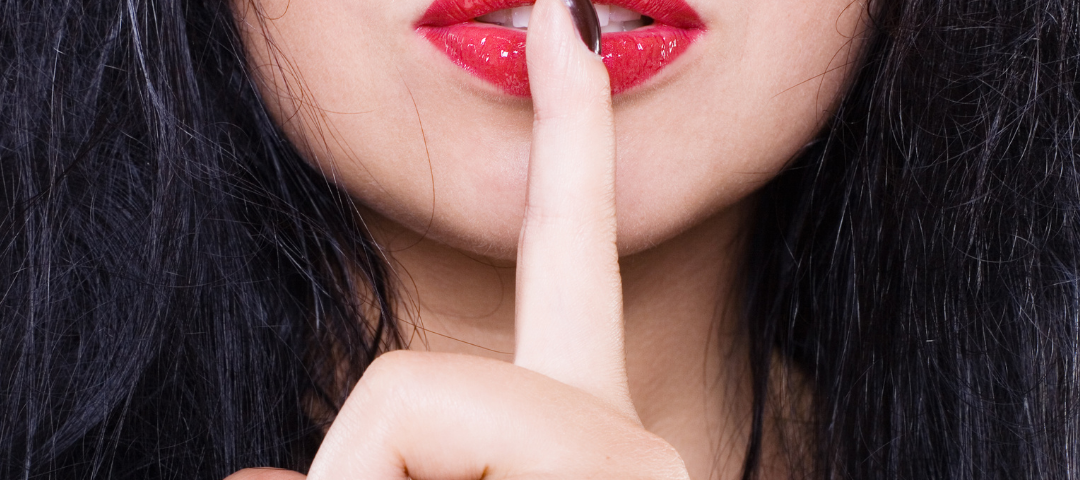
[748,0,1080,477]
[1,0,1077,478]
[1,0,397,477]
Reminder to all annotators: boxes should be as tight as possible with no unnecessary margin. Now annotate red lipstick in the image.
[415,0,704,96]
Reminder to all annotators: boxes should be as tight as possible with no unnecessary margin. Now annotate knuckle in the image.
[531,76,611,124]
[343,350,431,419]
[522,204,570,229]
[355,350,428,395]
[523,203,609,235]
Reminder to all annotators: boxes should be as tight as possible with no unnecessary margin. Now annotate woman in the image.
[2,0,1077,477]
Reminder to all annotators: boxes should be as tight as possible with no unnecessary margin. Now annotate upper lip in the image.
[416,0,704,30]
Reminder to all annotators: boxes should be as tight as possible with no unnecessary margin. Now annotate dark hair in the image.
[1,0,398,477]
[1,0,1076,479]
[746,0,1080,477]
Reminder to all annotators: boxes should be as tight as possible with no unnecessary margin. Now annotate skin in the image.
[230,0,870,477]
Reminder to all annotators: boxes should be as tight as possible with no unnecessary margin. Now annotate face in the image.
[235,0,869,260]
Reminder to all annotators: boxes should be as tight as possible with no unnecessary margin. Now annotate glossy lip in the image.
[415,0,705,96]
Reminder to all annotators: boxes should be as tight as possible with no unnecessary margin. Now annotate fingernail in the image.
[564,0,601,55]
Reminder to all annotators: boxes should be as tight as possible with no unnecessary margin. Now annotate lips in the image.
[415,0,704,96]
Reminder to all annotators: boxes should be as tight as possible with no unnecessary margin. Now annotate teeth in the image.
[594,4,609,27]
[599,18,644,32]
[608,5,640,22]
[599,22,620,33]
[476,9,511,25]
[475,4,645,31]
[511,5,532,27]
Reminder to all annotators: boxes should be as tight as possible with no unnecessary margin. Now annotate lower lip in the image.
[417,24,701,96]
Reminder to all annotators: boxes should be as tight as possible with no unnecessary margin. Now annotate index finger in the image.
[513,0,635,419]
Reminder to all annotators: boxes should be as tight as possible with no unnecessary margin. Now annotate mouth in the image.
[415,0,705,96]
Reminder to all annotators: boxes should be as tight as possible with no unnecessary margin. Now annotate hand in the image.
[228,0,691,477]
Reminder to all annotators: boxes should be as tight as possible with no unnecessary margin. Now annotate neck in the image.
[364,200,779,480]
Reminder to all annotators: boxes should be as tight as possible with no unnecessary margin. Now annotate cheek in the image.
[237,0,540,258]
[602,0,868,252]
[236,0,868,259]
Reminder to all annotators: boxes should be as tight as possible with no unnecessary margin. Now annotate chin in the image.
[361,171,753,262]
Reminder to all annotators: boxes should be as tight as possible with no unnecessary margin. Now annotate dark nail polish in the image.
[564,0,601,55]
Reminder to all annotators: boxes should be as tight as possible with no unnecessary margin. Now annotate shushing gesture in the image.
[227,0,691,477]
